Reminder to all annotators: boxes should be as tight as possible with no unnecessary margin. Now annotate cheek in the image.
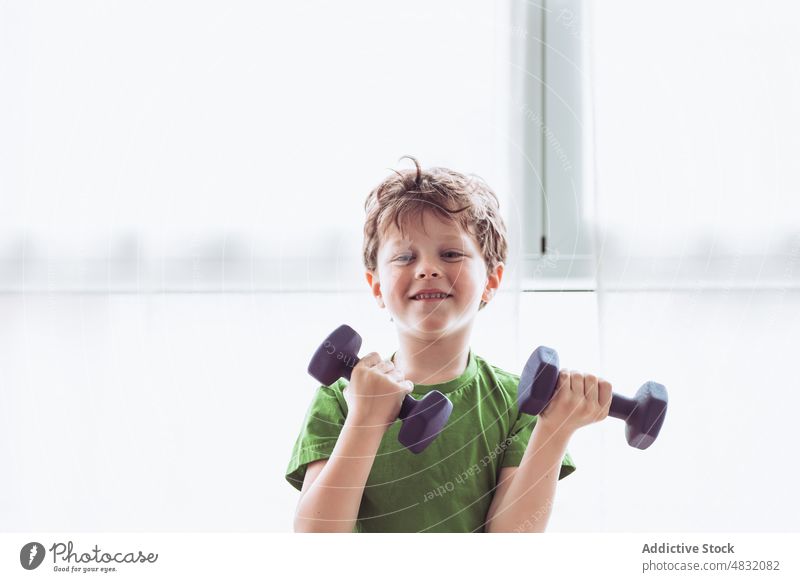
[383,272,407,298]
[450,264,484,290]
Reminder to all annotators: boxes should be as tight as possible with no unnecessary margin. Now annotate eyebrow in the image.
[388,236,466,248]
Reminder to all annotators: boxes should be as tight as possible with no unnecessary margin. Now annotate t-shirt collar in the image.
[388,348,478,395]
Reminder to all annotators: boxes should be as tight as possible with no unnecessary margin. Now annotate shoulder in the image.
[471,354,526,441]
[319,376,348,395]
[310,377,349,416]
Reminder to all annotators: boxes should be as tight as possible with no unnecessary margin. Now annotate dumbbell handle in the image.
[521,347,640,419]
[609,393,637,421]
[519,346,667,449]
[309,325,454,454]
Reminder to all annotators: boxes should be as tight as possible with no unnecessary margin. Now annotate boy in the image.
[286,158,612,532]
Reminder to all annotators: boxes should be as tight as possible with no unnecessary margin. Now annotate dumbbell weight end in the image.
[609,382,668,450]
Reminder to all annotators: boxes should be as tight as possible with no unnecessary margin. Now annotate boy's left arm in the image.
[485,370,612,533]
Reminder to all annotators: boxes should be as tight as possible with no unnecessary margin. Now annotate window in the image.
[589,0,800,289]
[1,1,595,292]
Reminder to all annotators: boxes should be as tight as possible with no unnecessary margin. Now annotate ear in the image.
[482,262,504,304]
[365,271,385,308]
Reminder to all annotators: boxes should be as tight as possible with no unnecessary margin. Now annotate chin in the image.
[412,317,463,335]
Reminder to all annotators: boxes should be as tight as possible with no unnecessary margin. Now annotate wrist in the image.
[532,417,574,447]
[343,413,391,435]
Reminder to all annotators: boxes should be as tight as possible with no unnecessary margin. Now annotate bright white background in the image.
[591,0,800,288]
[0,0,514,291]
[2,0,799,533]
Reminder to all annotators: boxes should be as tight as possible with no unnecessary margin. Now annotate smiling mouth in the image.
[410,293,452,301]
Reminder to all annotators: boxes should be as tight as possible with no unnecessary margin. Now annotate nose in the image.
[414,256,440,279]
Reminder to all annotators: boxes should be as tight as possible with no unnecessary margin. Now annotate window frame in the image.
[517,0,596,291]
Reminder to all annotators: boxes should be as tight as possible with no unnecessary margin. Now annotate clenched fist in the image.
[537,370,613,436]
[343,352,414,431]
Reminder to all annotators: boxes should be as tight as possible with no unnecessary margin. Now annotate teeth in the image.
[414,293,449,300]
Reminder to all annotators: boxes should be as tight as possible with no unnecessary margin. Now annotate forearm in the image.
[294,417,386,533]
[486,422,571,533]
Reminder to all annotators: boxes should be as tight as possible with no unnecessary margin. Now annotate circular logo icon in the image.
[20,542,46,570]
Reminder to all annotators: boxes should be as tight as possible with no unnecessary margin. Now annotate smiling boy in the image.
[286,157,612,532]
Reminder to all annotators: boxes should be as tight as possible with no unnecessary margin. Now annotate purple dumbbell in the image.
[308,324,454,454]
[517,346,668,450]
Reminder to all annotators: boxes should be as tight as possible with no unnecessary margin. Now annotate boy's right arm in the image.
[293,352,413,533]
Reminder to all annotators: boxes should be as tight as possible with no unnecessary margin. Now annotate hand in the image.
[537,370,613,437]
[344,352,414,431]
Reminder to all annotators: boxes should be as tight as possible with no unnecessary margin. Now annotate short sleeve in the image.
[499,413,577,480]
[285,381,347,491]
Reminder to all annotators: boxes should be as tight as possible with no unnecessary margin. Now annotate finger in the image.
[570,371,585,397]
[359,352,383,367]
[584,374,598,401]
[375,360,395,373]
[387,368,412,388]
[598,379,613,409]
[558,369,570,392]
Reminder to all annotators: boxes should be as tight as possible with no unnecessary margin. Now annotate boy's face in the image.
[366,209,503,337]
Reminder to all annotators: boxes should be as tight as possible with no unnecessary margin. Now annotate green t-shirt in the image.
[285,348,576,532]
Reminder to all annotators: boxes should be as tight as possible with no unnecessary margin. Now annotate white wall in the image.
[2,288,797,531]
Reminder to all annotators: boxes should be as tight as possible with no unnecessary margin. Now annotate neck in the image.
[391,325,472,385]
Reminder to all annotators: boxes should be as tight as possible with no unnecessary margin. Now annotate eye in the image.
[393,252,464,263]
[443,251,464,259]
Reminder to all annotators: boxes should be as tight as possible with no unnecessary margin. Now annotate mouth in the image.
[410,292,452,301]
